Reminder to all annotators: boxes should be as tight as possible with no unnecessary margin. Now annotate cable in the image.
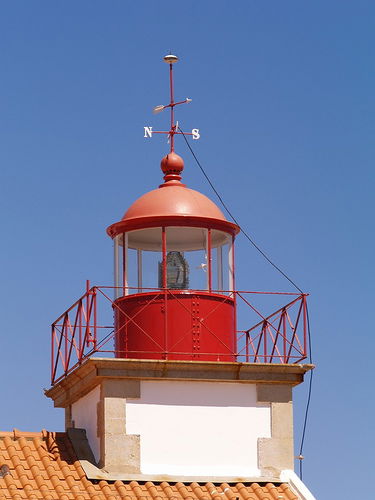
[178,127,304,294]
[297,306,314,480]
[178,126,313,479]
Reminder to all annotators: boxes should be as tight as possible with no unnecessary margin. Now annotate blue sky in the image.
[1,2,374,498]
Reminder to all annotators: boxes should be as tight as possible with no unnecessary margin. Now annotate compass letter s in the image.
[144,127,153,138]
[192,129,200,140]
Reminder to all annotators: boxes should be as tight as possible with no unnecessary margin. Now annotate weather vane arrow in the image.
[144,54,200,151]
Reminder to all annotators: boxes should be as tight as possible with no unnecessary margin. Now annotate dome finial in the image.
[160,151,184,186]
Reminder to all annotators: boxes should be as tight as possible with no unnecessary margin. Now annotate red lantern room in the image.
[105,54,240,361]
[107,148,240,360]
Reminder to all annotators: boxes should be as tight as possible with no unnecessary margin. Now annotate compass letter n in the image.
[144,127,153,138]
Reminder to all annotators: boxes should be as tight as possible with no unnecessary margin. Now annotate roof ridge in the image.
[0,429,68,441]
[0,429,43,440]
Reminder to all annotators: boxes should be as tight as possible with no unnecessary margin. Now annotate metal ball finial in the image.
[160,151,184,185]
[164,54,179,64]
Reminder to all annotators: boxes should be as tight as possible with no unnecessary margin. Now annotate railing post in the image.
[303,294,308,358]
[263,320,267,363]
[64,313,68,375]
[246,331,249,362]
[233,291,238,360]
[86,279,90,327]
[93,287,97,350]
[85,302,91,348]
[51,324,54,384]
[283,309,287,363]
[230,235,237,360]
[78,299,82,360]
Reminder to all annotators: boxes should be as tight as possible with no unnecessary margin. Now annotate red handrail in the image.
[51,285,309,385]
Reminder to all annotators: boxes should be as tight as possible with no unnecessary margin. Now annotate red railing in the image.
[51,285,309,385]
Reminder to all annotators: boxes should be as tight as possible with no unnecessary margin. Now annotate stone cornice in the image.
[45,357,314,408]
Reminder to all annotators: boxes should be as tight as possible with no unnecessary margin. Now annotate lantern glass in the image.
[166,227,208,291]
[114,226,234,297]
[210,231,232,293]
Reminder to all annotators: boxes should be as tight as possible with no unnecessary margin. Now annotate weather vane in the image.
[144,54,200,152]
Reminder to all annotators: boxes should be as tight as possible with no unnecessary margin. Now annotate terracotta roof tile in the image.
[0,431,298,500]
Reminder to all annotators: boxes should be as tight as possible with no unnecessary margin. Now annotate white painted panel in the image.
[71,385,100,463]
[126,380,270,476]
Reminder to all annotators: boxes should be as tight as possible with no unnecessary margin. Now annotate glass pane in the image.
[166,227,207,291]
[118,227,234,294]
[127,248,138,293]
[210,231,231,293]
[186,248,208,290]
[142,248,163,290]
[222,238,231,292]
[122,228,163,292]
[113,235,121,299]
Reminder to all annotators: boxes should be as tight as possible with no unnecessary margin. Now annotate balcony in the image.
[51,284,309,385]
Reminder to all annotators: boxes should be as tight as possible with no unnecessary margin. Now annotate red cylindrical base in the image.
[114,291,236,361]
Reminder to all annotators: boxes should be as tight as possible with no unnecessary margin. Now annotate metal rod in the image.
[123,233,128,296]
[114,236,119,299]
[169,63,175,152]
[162,227,167,289]
[246,331,249,362]
[93,288,97,348]
[86,280,90,331]
[283,310,287,362]
[303,295,307,357]
[51,325,54,383]
[64,313,68,371]
[151,130,193,135]
[65,314,79,373]
[270,311,284,361]
[78,300,82,358]
[263,321,268,362]
[231,235,237,357]
[207,229,212,291]
[229,236,235,291]
[162,227,168,358]
[52,326,65,384]
[286,300,303,361]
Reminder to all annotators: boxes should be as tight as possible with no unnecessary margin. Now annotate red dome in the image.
[122,184,227,221]
[106,152,240,238]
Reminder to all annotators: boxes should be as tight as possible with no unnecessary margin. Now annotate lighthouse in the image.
[42,55,315,498]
